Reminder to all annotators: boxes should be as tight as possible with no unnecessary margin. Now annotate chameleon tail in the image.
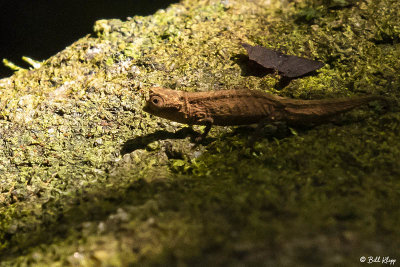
[280,95,388,125]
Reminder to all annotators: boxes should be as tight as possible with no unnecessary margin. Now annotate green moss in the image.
[0,0,399,266]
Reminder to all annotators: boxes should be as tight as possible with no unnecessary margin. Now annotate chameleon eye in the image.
[150,96,164,106]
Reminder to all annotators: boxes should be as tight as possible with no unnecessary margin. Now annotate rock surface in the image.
[0,0,399,265]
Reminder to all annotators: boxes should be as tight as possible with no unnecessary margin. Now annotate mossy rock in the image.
[0,0,399,266]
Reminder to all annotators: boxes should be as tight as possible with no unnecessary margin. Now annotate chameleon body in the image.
[144,87,386,137]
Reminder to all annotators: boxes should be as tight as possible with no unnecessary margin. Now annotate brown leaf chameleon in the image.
[144,87,387,140]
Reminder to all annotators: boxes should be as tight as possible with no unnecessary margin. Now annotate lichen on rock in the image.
[0,0,399,266]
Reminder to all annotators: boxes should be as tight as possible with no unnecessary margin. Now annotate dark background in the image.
[0,0,179,78]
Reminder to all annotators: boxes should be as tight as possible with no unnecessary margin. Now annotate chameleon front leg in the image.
[192,112,213,142]
[197,121,212,142]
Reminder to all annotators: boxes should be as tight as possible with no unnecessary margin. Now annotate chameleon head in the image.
[143,87,187,123]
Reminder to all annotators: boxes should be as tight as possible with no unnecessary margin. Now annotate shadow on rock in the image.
[121,127,200,155]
